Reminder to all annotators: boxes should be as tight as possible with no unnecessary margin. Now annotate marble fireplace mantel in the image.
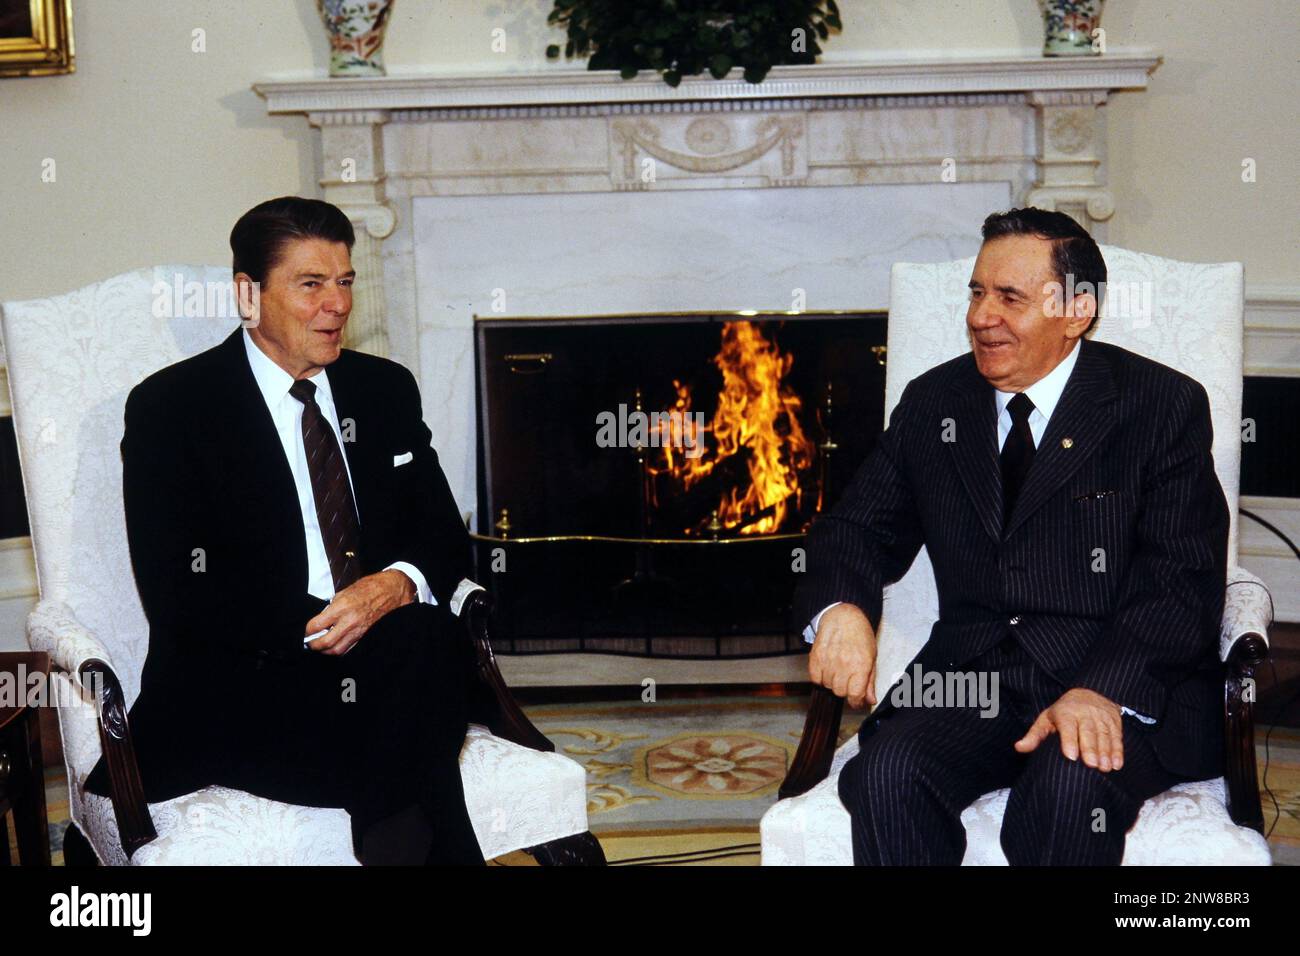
[253,52,1159,368]
[254,52,1160,111]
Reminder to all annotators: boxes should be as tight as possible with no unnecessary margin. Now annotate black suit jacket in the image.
[795,336,1229,780]
[86,328,473,801]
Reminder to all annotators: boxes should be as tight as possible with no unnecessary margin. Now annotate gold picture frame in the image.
[0,0,73,78]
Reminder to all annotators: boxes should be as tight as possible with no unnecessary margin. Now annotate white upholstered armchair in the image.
[1,264,603,865]
[761,246,1274,866]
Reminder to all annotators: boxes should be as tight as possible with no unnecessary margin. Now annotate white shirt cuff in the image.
[385,561,435,606]
[802,601,843,644]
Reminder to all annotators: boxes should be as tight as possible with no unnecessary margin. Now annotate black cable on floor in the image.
[1240,508,1300,562]
[1239,506,1298,842]
[1261,660,1300,841]
[639,849,763,865]
[607,841,761,865]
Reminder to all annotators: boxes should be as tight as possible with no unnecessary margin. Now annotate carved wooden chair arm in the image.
[779,684,845,799]
[78,658,157,857]
[1223,632,1268,833]
[460,589,554,753]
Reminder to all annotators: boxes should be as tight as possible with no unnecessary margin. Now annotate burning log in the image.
[650,445,753,532]
[731,501,780,535]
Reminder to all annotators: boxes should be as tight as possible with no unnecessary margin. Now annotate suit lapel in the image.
[944,363,1003,544]
[214,329,310,587]
[1001,337,1118,539]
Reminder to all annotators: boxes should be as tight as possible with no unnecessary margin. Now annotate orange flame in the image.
[650,321,815,535]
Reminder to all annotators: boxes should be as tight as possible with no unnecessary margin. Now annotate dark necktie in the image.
[289,378,361,592]
[1000,391,1036,527]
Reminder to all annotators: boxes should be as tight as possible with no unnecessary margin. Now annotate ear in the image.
[234,272,260,328]
[1065,291,1096,337]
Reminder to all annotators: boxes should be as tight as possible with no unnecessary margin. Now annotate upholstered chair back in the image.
[875,247,1245,697]
[3,265,239,702]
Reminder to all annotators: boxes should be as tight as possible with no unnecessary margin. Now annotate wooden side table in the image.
[0,650,51,866]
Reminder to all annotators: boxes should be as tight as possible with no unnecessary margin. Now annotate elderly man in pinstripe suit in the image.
[797,208,1229,865]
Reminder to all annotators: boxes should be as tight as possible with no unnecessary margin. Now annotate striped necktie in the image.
[289,378,361,591]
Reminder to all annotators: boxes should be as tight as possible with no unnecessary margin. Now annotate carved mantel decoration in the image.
[254,52,1160,363]
[611,114,807,188]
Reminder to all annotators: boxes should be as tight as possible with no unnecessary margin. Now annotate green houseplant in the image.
[545,0,843,86]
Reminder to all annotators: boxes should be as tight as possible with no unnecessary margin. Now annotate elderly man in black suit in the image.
[85,196,487,865]
[798,208,1229,865]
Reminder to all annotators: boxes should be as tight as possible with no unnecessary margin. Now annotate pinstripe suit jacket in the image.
[795,335,1229,779]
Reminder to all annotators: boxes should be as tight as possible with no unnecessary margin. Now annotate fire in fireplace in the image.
[647,320,817,538]
[472,310,886,657]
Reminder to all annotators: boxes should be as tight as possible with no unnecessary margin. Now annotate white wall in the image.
[0,0,1294,304]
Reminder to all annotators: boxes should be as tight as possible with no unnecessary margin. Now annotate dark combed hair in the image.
[980,207,1107,334]
[229,196,356,284]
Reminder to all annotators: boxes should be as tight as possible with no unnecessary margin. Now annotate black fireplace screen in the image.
[472,311,887,657]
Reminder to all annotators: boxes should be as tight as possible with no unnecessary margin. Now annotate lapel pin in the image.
[1061,437,1074,449]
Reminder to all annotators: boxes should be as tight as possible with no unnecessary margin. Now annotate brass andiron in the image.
[613,385,675,624]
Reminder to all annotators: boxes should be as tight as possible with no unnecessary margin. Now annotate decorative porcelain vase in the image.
[315,0,395,77]
[1038,0,1105,57]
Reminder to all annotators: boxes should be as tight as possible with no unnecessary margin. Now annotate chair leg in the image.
[526,831,606,866]
[61,823,100,867]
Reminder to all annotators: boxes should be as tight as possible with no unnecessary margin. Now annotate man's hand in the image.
[1014,688,1124,772]
[809,603,878,710]
[305,569,416,656]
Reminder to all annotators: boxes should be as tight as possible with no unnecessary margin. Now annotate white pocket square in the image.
[393,451,414,467]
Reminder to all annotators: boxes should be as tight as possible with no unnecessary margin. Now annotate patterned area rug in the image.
[527,696,828,832]
[515,695,836,865]
[14,706,1300,866]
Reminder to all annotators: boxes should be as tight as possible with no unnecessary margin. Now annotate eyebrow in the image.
[293,270,356,280]
[968,280,1027,298]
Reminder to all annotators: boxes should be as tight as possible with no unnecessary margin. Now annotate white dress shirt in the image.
[801,339,1152,721]
[242,330,434,643]
[992,335,1080,456]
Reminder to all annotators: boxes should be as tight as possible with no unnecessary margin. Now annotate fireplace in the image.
[473,310,886,656]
